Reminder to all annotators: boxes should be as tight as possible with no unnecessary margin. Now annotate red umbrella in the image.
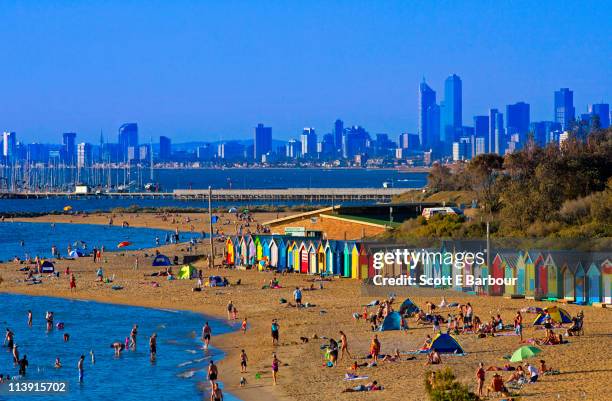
[117,241,133,248]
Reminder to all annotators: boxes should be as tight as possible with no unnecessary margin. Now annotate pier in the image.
[0,188,409,202]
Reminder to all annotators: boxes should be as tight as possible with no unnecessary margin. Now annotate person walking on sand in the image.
[514,311,523,342]
[339,331,352,360]
[241,318,248,334]
[202,322,212,349]
[240,349,248,373]
[369,335,381,364]
[271,319,280,346]
[149,333,157,362]
[207,360,218,389]
[210,382,223,401]
[293,287,302,307]
[78,355,84,383]
[133,256,139,270]
[69,273,76,291]
[476,362,486,397]
[271,353,280,385]
[226,301,234,320]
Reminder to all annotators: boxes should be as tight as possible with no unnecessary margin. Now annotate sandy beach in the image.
[1,213,611,401]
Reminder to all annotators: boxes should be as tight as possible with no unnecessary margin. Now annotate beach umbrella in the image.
[117,241,133,248]
[243,209,249,213]
[63,206,72,212]
[509,346,542,362]
[228,207,238,213]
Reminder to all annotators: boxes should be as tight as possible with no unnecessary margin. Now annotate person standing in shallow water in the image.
[149,333,157,362]
[202,322,212,349]
[78,355,84,383]
[27,310,32,327]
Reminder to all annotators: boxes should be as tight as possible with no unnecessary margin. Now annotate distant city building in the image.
[554,88,575,130]
[139,144,150,162]
[529,121,562,146]
[254,123,272,161]
[399,133,420,149]
[286,139,301,158]
[588,103,610,128]
[2,131,16,161]
[217,141,245,161]
[452,137,470,161]
[321,133,335,156]
[441,74,462,144]
[334,119,344,150]
[473,115,489,151]
[159,136,172,161]
[493,112,505,155]
[118,123,138,161]
[62,132,76,165]
[196,144,213,161]
[300,127,317,157]
[474,136,486,156]
[506,102,530,147]
[342,126,370,158]
[418,79,437,148]
[77,142,92,167]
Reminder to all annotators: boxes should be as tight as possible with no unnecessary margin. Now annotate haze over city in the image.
[1,1,610,143]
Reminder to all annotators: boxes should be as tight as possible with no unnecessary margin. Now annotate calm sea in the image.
[0,293,239,401]
[0,222,201,262]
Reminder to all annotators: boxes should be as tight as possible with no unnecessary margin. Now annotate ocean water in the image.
[0,293,239,401]
[151,168,427,190]
[0,222,202,262]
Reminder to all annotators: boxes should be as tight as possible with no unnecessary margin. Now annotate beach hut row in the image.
[223,235,611,305]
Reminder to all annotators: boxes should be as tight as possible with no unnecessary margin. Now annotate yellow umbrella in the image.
[63,206,72,212]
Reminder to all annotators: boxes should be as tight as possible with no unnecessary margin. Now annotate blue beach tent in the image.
[152,254,172,267]
[379,311,403,331]
[428,333,464,354]
[399,298,420,316]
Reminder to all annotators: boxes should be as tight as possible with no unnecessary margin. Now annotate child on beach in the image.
[241,318,247,334]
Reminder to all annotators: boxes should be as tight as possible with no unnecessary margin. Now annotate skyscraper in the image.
[488,109,499,153]
[418,79,437,148]
[441,74,462,144]
[589,103,610,128]
[300,128,317,157]
[506,102,530,146]
[159,136,171,161]
[493,112,505,155]
[334,119,344,150]
[77,142,92,167]
[554,88,575,130]
[254,123,272,161]
[62,132,76,166]
[473,115,489,151]
[2,131,16,161]
[118,123,139,161]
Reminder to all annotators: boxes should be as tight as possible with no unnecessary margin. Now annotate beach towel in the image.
[344,374,368,381]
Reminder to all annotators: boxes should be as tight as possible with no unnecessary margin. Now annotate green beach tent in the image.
[178,264,197,280]
[509,346,542,362]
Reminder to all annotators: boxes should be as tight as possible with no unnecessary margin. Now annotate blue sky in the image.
[0,1,610,143]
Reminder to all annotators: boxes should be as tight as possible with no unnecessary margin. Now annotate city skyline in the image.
[0,1,610,143]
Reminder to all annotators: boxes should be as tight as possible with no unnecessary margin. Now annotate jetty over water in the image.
[0,188,409,202]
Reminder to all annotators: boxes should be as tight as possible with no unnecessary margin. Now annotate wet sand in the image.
[1,213,612,401]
